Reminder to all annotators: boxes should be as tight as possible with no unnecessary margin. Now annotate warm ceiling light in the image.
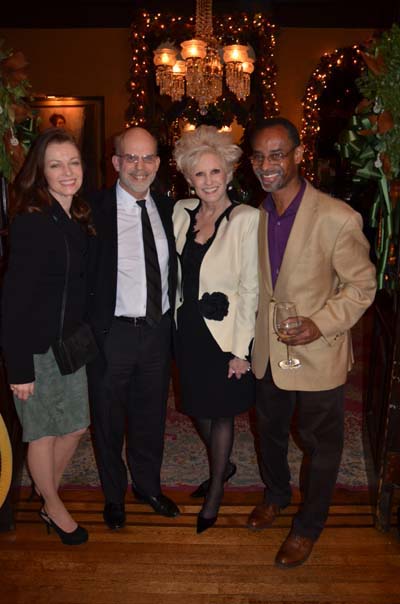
[153,0,255,113]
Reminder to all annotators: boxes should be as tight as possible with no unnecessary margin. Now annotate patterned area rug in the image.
[19,318,369,491]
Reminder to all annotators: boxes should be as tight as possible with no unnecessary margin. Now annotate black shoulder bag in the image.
[51,220,99,375]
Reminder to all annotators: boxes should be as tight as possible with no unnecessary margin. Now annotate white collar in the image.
[116,181,152,210]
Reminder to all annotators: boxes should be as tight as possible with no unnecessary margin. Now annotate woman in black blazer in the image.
[1,128,95,545]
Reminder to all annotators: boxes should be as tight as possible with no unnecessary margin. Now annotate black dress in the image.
[176,205,255,419]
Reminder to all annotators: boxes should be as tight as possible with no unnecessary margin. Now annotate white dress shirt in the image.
[114,182,170,318]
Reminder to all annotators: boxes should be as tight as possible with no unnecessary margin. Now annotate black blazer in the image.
[1,201,89,384]
[86,185,177,345]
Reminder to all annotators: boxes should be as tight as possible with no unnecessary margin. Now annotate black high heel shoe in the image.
[27,482,44,504]
[196,513,217,534]
[39,509,88,545]
[191,463,237,499]
[196,483,224,534]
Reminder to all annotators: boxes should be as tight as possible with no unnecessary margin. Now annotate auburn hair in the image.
[9,128,95,236]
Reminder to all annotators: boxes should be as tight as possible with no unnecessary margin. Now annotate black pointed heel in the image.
[41,511,52,535]
[38,509,88,545]
[196,513,217,534]
[190,463,237,499]
[28,482,44,504]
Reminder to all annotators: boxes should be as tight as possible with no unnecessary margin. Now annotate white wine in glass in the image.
[273,302,302,369]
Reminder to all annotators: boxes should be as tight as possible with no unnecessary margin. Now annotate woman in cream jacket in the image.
[172,125,259,533]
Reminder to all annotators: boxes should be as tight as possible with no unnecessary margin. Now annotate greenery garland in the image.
[356,24,400,180]
[336,24,400,290]
[0,41,35,182]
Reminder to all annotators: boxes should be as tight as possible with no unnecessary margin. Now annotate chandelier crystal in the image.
[153,0,255,113]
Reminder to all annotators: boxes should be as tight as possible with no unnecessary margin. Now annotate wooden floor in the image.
[0,488,399,604]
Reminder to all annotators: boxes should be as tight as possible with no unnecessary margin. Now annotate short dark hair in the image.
[49,112,66,127]
[250,117,301,148]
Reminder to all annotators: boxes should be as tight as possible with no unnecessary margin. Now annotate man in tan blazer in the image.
[247,117,376,568]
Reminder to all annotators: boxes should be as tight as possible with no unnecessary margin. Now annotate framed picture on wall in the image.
[30,96,106,193]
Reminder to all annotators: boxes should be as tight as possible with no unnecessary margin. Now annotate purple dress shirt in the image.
[263,180,306,289]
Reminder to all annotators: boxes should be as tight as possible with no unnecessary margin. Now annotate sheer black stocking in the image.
[193,417,235,481]
[193,417,212,449]
[193,416,234,519]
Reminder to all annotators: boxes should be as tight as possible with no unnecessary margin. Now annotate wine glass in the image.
[273,302,302,369]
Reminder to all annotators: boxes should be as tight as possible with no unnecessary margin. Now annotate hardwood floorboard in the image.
[0,489,399,604]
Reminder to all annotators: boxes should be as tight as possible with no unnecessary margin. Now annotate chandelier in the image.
[153,0,255,113]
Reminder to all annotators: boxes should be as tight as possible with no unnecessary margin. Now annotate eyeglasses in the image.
[116,153,158,165]
[250,145,298,166]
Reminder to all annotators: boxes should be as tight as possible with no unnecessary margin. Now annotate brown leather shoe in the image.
[275,532,314,568]
[246,502,280,530]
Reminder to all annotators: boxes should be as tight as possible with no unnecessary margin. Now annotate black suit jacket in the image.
[86,185,177,347]
[1,201,88,383]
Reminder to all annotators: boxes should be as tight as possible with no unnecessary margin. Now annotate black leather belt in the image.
[114,315,147,326]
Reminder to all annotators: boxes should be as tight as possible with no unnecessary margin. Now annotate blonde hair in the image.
[173,125,242,179]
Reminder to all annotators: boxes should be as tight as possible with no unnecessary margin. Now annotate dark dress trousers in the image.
[86,185,177,504]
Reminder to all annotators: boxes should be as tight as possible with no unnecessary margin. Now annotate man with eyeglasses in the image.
[86,127,180,530]
[247,117,376,567]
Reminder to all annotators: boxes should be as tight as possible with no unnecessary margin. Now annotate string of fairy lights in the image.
[126,10,279,134]
[301,45,364,181]
[127,13,367,198]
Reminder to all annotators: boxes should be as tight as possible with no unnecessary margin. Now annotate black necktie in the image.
[136,199,162,325]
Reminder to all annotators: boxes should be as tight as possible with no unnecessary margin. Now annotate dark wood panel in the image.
[1,1,399,28]
[365,292,400,532]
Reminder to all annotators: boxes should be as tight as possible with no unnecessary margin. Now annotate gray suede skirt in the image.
[14,347,90,442]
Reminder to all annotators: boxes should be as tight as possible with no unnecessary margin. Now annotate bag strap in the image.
[51,214,70,343]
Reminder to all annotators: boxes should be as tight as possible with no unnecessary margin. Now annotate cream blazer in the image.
[252,181,377,390]
[173,199,259,360]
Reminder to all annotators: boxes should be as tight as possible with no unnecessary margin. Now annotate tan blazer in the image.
[252,181,377,390]
[173,199,259,360]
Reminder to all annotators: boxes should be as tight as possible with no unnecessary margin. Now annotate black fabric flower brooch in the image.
[198,292,229,321]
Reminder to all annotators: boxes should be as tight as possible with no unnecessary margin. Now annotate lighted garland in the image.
[126,10,279,138]
[301,45,364,182]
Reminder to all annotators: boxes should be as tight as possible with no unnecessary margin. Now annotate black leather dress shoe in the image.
[103,502,126,530]
[132,487,180,518]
